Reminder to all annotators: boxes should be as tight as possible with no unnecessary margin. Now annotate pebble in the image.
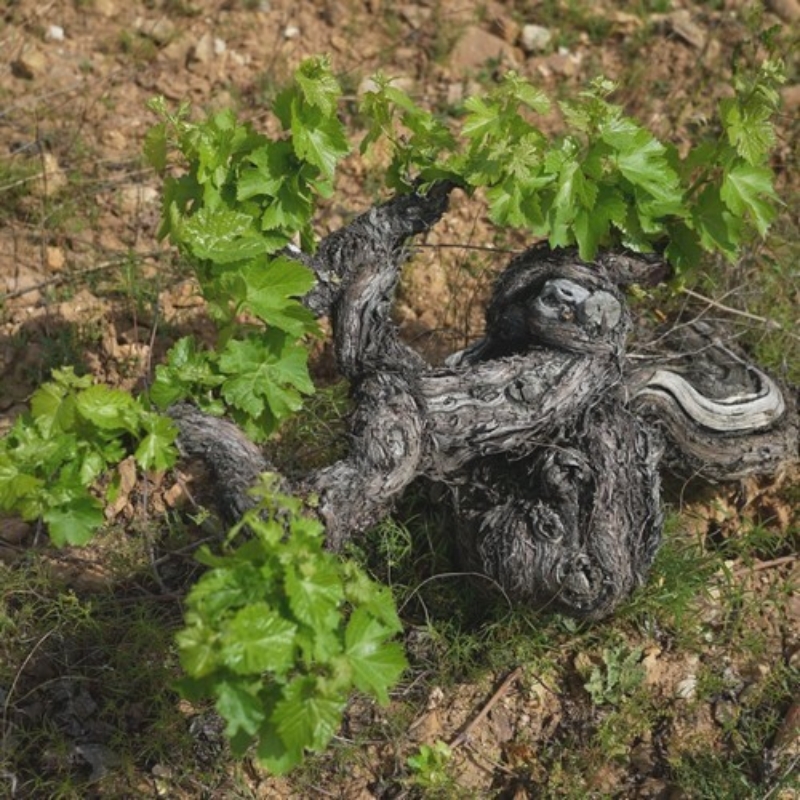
[46,246,66,272]
[189,32,222,64]
[11,46,47,80]
[137,16,176,46]
[713,699,739,727]
[521,24,552,54]
[675,674,697,700]
[766,0,800,22]
[446,82,464,106]
[93,0,118,17]
[46,25,65,42]
[488,12,521,45]
[284,24,300,40]
[653,10,707,50]
[449,26,520,72]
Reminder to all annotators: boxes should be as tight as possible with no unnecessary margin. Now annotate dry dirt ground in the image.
[1,1,799,798]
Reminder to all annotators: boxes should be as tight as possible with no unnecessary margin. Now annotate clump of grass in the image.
[0,551,208,797]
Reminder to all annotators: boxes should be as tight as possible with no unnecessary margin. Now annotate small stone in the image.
[488,11,521,44]
[11,46,47,80]
[766,0,800,23]
[101,129,127,152]
[164,481,188,509]
[284,24,300,39]
[46,246,66,272]
[189,32,215,64]
[93,0,118,17]
[655,10,707,50]
[45,25,65,42]
[521,24,552,54]
[675,674,697,700]
[399,4,431,29]
[449,26,520,72]
[608,11,643,34]
[446,82,464,106]
[713,699,740,727]
[536,51,580,79]
[135,16,176,45]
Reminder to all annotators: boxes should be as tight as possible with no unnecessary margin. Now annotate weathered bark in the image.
[169,184,798,620]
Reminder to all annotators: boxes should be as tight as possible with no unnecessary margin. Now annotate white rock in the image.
[284,24,300,39]
[521,24,552,54]
[190,32,215,64]
[46,25,65,42]
[675,674,697,700]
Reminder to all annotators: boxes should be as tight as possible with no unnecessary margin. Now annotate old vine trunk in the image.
[169,184,798,620]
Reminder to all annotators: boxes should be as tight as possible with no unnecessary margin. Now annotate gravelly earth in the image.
[1,1,798,797]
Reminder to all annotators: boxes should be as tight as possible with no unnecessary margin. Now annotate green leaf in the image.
[692,184,741,260]
[344,608,407,704]
[510,80,550,114]
[0,455,42,510]
[188,562,266,618]
[182,206,266,264]
[273,675,344,756]
[290,103,349,180]
[284,557,344,633]
[143,121,168,173]
[221,603,297,676]
[75,385,138,433]
[573,185,626,260]
[615,134,682,205]
[238,256,317,337]
[236,140,295,202]
[30,381,76,435]
[149,336,223,409]
[295,56,341,116]
[664,220,703,272]
[720,162,777,236]
[134,413,178,471]
[176,614,220,678]
[462,96,502,140]
[219,333,314,425]
[720,97,775,166]
[255,718,304,775]
[42,495,104,546]
[215,679,266,739]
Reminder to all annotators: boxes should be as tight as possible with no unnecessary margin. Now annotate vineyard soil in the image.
[1,1,798,798]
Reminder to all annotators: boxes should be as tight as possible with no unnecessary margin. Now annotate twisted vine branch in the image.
[169,184,798,620]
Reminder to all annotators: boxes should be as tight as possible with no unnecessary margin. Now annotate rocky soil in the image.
[1,1,798,798]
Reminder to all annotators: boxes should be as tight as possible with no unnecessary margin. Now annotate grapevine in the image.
[0,48,786,775]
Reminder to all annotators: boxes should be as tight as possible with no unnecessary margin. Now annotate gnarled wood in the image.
[169,184,798,620]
